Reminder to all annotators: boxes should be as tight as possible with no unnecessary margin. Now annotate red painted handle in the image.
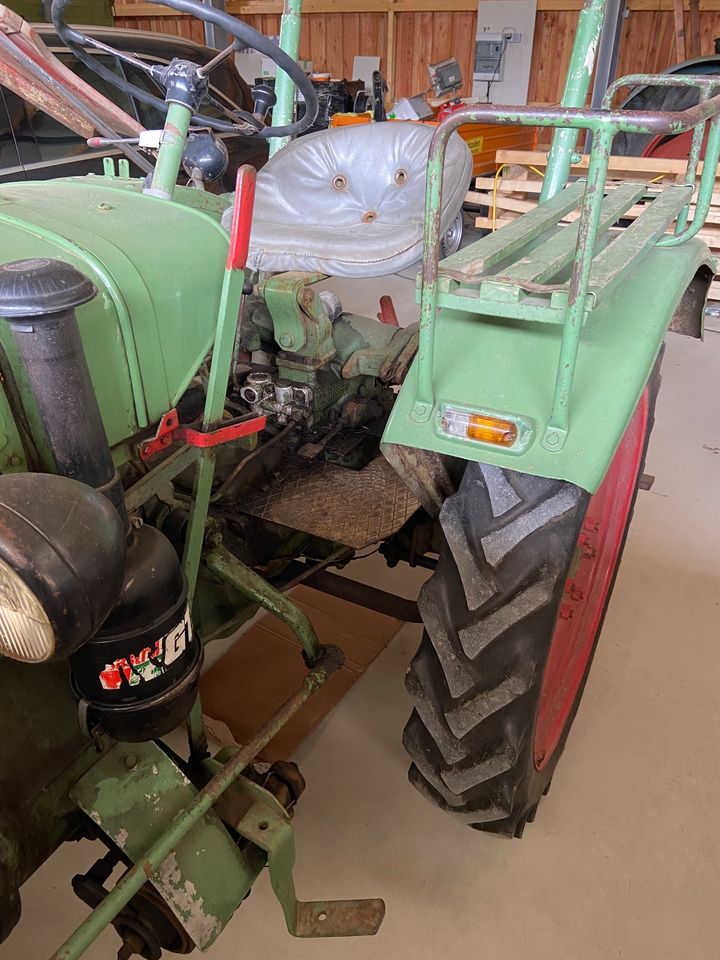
[226,164,257,271]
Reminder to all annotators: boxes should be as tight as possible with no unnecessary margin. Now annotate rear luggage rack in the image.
[415,73,720,451]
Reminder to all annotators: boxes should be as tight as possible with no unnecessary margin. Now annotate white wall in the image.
[472,0,537,106]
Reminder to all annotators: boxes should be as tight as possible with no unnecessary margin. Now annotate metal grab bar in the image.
[602,72,720,111]
[415,79,720,449]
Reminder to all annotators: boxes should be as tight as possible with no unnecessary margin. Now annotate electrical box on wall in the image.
[473,0,537,106]
[474,33,506,82]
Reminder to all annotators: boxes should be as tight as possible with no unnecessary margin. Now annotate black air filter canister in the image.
[70,523,202,742]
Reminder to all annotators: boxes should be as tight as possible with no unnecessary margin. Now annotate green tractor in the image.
[0,0,716,955]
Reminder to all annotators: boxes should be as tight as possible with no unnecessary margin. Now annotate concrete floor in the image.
[4,289,719,959]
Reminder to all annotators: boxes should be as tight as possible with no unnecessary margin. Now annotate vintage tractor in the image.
[0,0,716,955]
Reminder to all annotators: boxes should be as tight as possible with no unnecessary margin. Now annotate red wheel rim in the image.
[533,391,650,770]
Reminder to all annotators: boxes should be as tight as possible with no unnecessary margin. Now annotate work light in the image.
[0,557,54,662]
[0,473,126,663]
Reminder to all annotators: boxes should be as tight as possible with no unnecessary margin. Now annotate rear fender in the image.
[668,264,712,338]
[382,239,713,494]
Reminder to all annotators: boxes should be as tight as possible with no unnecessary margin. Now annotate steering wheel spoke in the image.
[50,0,318,139]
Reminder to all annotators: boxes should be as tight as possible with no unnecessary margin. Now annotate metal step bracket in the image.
[229,775,386,938]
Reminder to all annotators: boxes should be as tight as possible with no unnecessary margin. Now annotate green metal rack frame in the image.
[416,78,720,451]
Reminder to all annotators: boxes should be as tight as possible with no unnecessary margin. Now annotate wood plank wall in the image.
[113,2,720,107]
[113,2,476,99]
[529,6,720,105]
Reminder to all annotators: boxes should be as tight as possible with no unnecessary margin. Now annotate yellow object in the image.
[466,413,518,447]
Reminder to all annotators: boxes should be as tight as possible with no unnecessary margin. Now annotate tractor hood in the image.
[0,175,232,458]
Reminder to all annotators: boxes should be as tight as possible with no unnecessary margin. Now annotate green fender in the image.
[383,239,712,494]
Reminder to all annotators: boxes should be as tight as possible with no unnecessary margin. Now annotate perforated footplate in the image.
[241,456,419,549]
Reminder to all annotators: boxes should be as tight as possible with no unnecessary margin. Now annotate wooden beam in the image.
[673,0,687,61]
[496,148,711,179]
[113,0,720,17]
[535,1,720,9]
[688,0,701,57]
[386,7,396,95]
[114,1,480,14]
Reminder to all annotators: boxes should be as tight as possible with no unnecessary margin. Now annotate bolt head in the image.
[546,431,560,446]
[278,334,294,348]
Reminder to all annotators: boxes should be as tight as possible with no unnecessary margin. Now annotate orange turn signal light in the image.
[465,414,518,447]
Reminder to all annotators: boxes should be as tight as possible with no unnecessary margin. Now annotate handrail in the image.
[415,76,720,452]
[602,72,720,111]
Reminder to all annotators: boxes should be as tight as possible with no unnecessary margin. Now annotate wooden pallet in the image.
[466,150,720,301]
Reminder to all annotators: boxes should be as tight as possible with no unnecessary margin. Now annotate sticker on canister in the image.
[98,607,192,691]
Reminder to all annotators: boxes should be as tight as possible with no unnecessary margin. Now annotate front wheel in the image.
[403,371,659,837]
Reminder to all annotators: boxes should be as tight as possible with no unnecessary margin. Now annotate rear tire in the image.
[403,371,659,836]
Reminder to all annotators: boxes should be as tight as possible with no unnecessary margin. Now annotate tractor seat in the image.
[222,121,472,279]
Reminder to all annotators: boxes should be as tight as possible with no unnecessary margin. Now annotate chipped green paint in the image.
[206,541,323,664]
[230,776,385,937]
[52,648,343,960]
[542,0,606,201]
[270,0,304,157]
[68,740,251,953]
[146,101,193,200]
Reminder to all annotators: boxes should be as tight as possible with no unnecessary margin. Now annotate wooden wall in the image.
[529,4,720,105]
[113,2,720,107]
[113,2,476,100]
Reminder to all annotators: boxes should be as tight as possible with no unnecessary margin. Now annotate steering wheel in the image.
[50,0,318,139]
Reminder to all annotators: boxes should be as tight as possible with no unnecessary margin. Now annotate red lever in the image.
[377,295,400,327]
[140,408,266,461]
[226,164,257,271]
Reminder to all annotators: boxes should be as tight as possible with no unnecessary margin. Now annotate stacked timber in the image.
[466,149,720,300]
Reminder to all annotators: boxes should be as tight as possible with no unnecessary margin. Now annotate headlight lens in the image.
[0,556,54,662]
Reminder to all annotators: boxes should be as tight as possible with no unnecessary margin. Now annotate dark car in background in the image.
[0,25,268,187]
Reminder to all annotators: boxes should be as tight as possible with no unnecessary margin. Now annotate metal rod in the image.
[211,423,293,502]
[182,165,257,601]
[602,72,720,111]
[202,0,228,51]
[542,0,607,202]
[145,100,192,200]
[544,125,614,448]
[676,117,706,234]
[49,646,344,960]
[181,167,257,758]
[584,0,627,153]
[206,542,324,664]
[660,112,720,247]
[269,0,303,157]
[303,569,422,623]
[76,34,150,73]
[197,40,237,77]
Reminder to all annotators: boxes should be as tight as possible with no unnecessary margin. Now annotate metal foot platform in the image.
[241,455,419,549]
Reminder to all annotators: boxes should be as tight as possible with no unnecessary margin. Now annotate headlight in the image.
[0,473,126,663]
[0,558,53,662]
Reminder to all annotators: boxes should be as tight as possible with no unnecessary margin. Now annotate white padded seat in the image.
[222,121,472,279]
